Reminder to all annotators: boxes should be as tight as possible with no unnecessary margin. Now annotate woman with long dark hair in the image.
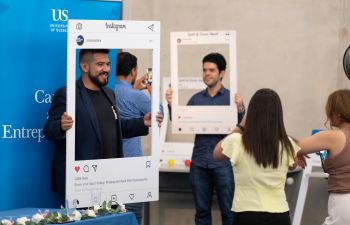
[297,89,350,225]
[214,88,299,225]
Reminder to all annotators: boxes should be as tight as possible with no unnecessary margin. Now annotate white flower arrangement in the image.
[0,201,126,225]
[85,210,96,218]
[0,220,12,225]
[92,205,100,212]
[31,214,44,224]
[70,210,81,221]
[118,203,126,213]
[16,217,29,225]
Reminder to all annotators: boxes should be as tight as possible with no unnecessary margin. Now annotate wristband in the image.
[236,124,244,132]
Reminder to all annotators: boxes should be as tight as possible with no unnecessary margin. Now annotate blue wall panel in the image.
[0,0,121,210]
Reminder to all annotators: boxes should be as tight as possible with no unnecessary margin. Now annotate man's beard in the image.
[89,71,109,88]
[204,77,220,88]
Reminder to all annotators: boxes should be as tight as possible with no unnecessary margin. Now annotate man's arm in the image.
[235,93,245,123]
[44,88,70,142]
[120,117,149,139]
[121,110,164,138]
[165,88,173,121]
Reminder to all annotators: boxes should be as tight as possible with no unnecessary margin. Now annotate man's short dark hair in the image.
[116,52,138,77]
[202,53,226,72]
[79,49,110,62]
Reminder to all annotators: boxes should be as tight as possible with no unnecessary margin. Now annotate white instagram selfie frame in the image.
[159,77,194,173]
[66,20,160,208]
[170,31,237,134]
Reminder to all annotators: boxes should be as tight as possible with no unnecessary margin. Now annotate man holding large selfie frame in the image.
[166,52,245,225]
[45,20,161,208]
[170,31,239,135]
[44,48,156,196]
[166,31,245,225]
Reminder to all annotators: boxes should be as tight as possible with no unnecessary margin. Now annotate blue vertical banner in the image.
[0,0,121,210]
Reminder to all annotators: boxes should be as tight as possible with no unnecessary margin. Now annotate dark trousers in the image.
[233,211,291,225]
[190,164,234,225]
[126,202,144,225]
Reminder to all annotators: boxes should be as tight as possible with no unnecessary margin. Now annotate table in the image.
[0,208,138,225]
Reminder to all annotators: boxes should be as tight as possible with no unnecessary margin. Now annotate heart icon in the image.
[129,194,135,200]
[74,166,80,172]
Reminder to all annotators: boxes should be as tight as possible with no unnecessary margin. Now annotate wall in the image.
[123,0,350,224]
[125,0,350,138]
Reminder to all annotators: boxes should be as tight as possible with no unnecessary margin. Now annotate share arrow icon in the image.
[148,24,154,31]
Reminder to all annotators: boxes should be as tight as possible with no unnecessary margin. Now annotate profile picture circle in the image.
[76,35,84,46]
[73,199,79,206]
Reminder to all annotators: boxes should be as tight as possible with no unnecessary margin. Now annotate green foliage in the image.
[1,200,125,225]
[25,222,35,225]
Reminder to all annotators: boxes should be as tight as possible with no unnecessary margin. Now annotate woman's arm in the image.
[214,115,247,161]
[213,139,229,160]
[297,130,346,157]
[287,136,303,170]
[288,162,297,170]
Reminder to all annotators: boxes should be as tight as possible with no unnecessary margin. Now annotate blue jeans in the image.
[126,202,144,225]
[190,164,234,225]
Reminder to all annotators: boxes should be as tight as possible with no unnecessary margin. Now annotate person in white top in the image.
[297,89,350,225]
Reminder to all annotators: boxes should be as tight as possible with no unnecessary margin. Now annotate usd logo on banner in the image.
[0,0,121,211]
[51,9,69,22]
